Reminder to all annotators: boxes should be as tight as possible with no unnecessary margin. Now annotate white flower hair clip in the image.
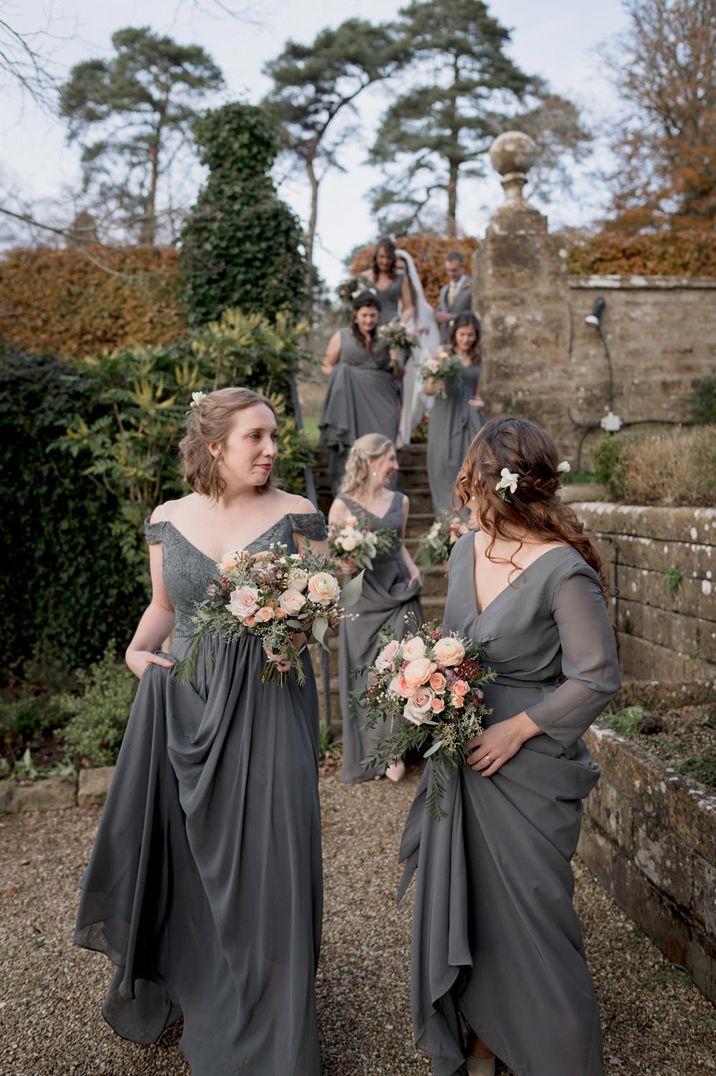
[557,460,571,474]
[495,467,520,500]
[190,391,207,410]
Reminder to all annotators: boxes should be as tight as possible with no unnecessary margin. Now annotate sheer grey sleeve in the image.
[525,570,621,748]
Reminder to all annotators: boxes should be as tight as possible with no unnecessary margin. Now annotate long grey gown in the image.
[399,534,621,1076]
[319,328,399,492]
[427,360,485,514]
[337,491,423,783]
[74,511,327,1076]
[373,272,405,325]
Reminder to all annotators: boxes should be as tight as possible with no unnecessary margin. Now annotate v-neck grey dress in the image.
[427,359,485,514]
[319,328,399,492]
[373,272,406,325]
[74,511,327,1076]
[337,491,423,783]
[399,534,621,1076]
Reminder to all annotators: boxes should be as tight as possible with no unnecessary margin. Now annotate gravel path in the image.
[1,768,715,1075]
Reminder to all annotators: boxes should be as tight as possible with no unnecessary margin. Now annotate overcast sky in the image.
[1,0,630,286]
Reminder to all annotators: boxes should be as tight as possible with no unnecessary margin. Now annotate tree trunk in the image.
[305,155,320,314]
[141,141,159,245]
[447,159,459,237]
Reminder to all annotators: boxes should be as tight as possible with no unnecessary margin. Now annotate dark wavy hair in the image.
[371,235,397,279]
[350,290,381,348]
[454,416,607,595]
[449,311,481,363]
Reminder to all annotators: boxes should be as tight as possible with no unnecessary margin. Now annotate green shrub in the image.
[592,426,716,505]
[60,643,138,766]
[690,372,716,425]
[602,705,645,737]
[0,692,69,754]
[592,435,628,499]
[675,750,716,789]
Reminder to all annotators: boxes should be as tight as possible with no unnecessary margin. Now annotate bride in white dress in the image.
[396,249,440,446]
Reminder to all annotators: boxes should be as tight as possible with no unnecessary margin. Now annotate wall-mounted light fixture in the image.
[585,296,605,327]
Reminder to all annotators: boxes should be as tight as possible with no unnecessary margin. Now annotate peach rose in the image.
[252,550,273,563]
[218,550,241,573]
[432,636,465,667]
[273,608,287,620]
[429,671,447,693]
[404,687,435,725]
[388,674,412,699]
[254,606,274,623]
[307,572,341,606]
[401,635,426,661]
[452,679,470,697]
[227,585,260,619]
[403,656,437,690]
[376,639,401,672]
[450,693,465,708]
[244,615,256,627]
[279,588,307,616]
[431,697,446,714]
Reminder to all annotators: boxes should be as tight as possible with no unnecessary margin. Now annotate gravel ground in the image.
[1,767,715,1076]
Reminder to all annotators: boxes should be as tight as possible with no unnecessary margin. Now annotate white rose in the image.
[404,686,435,724]
[288,567,309,592]
[227,585,260,619]
[279,588,307,616]
[375,639,401,672]
[307,571,341,606]
[340,534,358,552]
[401,636,426,661]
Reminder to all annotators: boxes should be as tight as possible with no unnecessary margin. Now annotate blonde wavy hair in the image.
[339,433,394,497]
[179,387,277,500]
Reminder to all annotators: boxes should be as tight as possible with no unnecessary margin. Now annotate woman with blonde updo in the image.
[328,433,423,783]
[399,417,621,1076]
[75,388,327,1075]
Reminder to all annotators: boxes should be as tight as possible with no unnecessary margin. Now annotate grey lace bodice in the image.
[337,491,403,563]
[144,511,328,637]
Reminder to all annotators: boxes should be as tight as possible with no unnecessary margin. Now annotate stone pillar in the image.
[474,131,574,455]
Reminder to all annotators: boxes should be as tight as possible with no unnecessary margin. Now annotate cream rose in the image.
[254,606,274,623]
[227,585,260,619]
[279,588,306,616]
[218,550,241,573]
[452,679,470,697]
[450,693,465,709]
[403,656,437,690]
[287,567,309,592]
[429,671,447,693]
[404,687,435,724]
[340,533,359,552]
[401,635,426,661]
[375,639,401,672]
[307,572,341,606]
[432,636,465,667]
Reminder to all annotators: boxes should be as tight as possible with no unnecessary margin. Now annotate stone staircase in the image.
[312,442,448,730]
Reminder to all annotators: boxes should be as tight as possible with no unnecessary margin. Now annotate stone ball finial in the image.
[489,131,538,207]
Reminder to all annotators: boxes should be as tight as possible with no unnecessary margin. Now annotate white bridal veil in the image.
[397,248,439,444]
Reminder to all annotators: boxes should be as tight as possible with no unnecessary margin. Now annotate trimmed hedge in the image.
[0,246,186,359]
[566,230,716,277]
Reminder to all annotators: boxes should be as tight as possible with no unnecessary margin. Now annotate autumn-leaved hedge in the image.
[566,230,716,277]
[0,245,186,359]
[349,235,479,307]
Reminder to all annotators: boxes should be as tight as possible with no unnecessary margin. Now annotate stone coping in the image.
[569,275,716,290]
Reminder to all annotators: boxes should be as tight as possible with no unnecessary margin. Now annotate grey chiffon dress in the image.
[337,491,423,783]
[373,272,405,325]
[74,511,327,1076]
[427,360,485,514]
[399,534,621,1076]
[319,328,399,492]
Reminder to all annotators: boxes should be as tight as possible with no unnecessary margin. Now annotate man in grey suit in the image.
[436,251,473,345]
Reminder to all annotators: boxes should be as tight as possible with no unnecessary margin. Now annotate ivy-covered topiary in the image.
[181,103,307,325]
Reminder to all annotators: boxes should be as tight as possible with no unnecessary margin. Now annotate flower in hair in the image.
[190,391,207,410]
[495,467,519,499]
[557,460,571,474]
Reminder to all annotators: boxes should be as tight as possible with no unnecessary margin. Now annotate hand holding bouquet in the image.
[355,616,495,817]
[420,347,465,398]
[377,321,420,368]
[174,544,363,686]
[328,515,396,573]
[415,513,471,572]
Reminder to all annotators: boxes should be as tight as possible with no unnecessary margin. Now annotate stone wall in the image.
[578,726,716,1003]
[574,503,716,681]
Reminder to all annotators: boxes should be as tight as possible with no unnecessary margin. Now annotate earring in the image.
[371,470,377,477]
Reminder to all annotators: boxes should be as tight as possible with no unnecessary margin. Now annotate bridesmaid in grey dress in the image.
[319,291,401,492]
[399,417,621,1076]
[426,312,486,514]
[327,434,423,784]
[362,235,414,325]
[75,388,326,1076]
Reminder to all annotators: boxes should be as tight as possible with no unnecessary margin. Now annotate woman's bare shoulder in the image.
[271,490,319,517]
[150,493,200,524]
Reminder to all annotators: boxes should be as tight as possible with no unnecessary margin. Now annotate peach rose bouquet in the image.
[355,615,495,817]
[327,514,396,572]
[174,543,363,687]
[415,511,471,572]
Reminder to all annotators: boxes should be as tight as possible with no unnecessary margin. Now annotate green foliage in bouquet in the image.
[414,513,471,572]
[60,642,138,766]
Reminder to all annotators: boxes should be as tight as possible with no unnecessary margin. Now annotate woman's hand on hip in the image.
[125,650,175,679]
[465,713,540,777]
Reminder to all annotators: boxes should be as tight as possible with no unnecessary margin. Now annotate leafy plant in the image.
[60,642,138,766]
[689,372,716,425]
[602,705,645,737]
[663,565,684,595]
[674,750,716,789]
[181,103,307,325]
[592,435,628,499]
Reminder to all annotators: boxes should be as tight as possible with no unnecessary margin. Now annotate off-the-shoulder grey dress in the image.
[337,491,423,783]
[399,534,621,1076]
[427,359,485,514]
[74,511,327,1076]
[319,328,399,492]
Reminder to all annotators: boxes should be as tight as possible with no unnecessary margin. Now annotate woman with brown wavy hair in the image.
[399,417,621,1076]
